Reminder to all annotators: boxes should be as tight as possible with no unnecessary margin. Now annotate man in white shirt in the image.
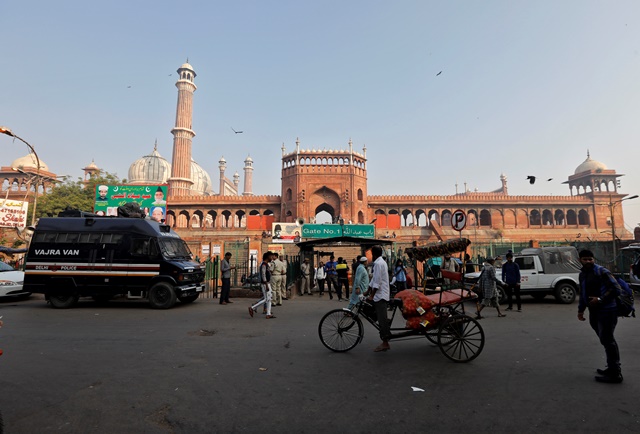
[367,245,391,352]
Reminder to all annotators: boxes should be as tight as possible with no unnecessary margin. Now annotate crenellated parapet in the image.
[367,194,590,203]
[169,194,281,204]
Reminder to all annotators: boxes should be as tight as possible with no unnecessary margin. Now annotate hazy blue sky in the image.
[2,0,639,232]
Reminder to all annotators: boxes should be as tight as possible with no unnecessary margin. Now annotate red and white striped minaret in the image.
[168,61,197,197]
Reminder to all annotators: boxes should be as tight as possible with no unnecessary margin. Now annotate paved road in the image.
[0,294,638,433]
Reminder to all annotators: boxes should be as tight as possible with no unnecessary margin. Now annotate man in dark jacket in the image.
[577,249,622,383]
[502,252,521,312]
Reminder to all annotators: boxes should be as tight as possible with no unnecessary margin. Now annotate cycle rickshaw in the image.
[318,238,485,362]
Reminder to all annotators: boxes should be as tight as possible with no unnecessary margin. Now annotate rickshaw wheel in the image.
[318,309,363,352]
[437,314,485,362]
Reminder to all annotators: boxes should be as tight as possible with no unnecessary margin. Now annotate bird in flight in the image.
[127,86,132,88]
[436,71,442,76]
[527,176,554,185]
[231,127,243,134]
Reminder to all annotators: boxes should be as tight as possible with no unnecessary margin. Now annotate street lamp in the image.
[608,194,639,271]
[0,127,41,225]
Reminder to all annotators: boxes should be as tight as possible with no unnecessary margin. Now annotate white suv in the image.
[621,244,640,292]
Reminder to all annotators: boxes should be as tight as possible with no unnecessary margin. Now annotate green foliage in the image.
[37,171,125,218]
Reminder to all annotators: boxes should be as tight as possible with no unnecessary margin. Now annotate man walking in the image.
[271,252,287,305]
[577,249,623,383]
[348,256,369,310]
[249,252,275,319]
[300,258,312,295]
[502,252,521,312]
[220,252,235,305]
[324,255,338,300]
[367,246,391,352]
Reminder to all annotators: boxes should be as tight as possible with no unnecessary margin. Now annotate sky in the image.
[2,0,640,233]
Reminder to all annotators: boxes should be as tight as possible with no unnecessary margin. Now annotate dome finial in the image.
[154,139,158,151]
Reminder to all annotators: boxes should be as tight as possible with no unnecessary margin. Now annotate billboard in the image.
[271,222,301,243]
[0,199,29,228]
[94,185,168,222]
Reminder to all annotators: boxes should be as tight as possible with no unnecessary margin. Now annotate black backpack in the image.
[615,277,635,318]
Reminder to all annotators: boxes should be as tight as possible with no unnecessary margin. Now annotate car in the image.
[0,261,29,299]
[464,247,581,304]
[620,244,640,292]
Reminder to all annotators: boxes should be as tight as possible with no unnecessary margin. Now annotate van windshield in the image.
[158,238,192,260]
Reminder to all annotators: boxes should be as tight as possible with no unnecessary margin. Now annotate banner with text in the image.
[272,222,301,243]
[94,184,168,221]
[301,224,375,239]
[0,199,29,228]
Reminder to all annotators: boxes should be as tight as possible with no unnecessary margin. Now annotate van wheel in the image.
[148,282,177,309]
[554,283,576,304]
[178,294,199,304]
[49,294,79,309]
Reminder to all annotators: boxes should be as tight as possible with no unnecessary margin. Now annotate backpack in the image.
[615,277,635,318]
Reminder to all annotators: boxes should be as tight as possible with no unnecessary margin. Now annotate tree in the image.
[37,171,124,219]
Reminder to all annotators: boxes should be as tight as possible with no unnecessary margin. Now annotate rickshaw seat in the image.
[425,289,475,306]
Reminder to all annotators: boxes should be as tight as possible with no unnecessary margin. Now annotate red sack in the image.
[395,290,434,318]
[405,310,437,329]
[406,274,413,289]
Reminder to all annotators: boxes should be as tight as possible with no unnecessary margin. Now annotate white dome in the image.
[190,159,213,195]
[575,152,607,174]
[11,152,49,172]
[128,146,171,184]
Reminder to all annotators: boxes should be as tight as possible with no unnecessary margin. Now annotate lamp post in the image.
[0,127,41,226]
[608,194,639,271]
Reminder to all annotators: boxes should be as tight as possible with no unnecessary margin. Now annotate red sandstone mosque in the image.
[2,61,635,258]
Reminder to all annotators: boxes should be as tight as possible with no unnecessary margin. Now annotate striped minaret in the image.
[168,61,197,196]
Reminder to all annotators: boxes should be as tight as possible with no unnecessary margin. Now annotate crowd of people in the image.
[234,245,628,381]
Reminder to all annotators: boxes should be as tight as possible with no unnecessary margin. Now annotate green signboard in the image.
[94,184,168,221]
[301,224,375,239]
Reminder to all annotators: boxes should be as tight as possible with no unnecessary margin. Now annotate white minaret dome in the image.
[574,151,607,174]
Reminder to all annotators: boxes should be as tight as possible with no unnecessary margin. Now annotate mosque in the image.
[1,61,635,260]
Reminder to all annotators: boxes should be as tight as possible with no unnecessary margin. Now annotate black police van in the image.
[23,214,205,309]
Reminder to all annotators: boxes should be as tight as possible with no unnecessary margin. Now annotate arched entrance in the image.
[315,203,335,224]
[312,186,341,224]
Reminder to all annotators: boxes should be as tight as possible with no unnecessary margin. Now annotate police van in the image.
[23,214,205,309]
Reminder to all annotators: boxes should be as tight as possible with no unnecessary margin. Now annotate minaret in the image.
[168,61,197,197]
[500,173,508,195]
[243,155,254,196]
[82,159,100,183]
[233,172,240,194]
[218,156,227,196]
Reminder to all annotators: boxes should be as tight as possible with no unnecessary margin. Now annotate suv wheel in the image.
[554,283,576,304]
